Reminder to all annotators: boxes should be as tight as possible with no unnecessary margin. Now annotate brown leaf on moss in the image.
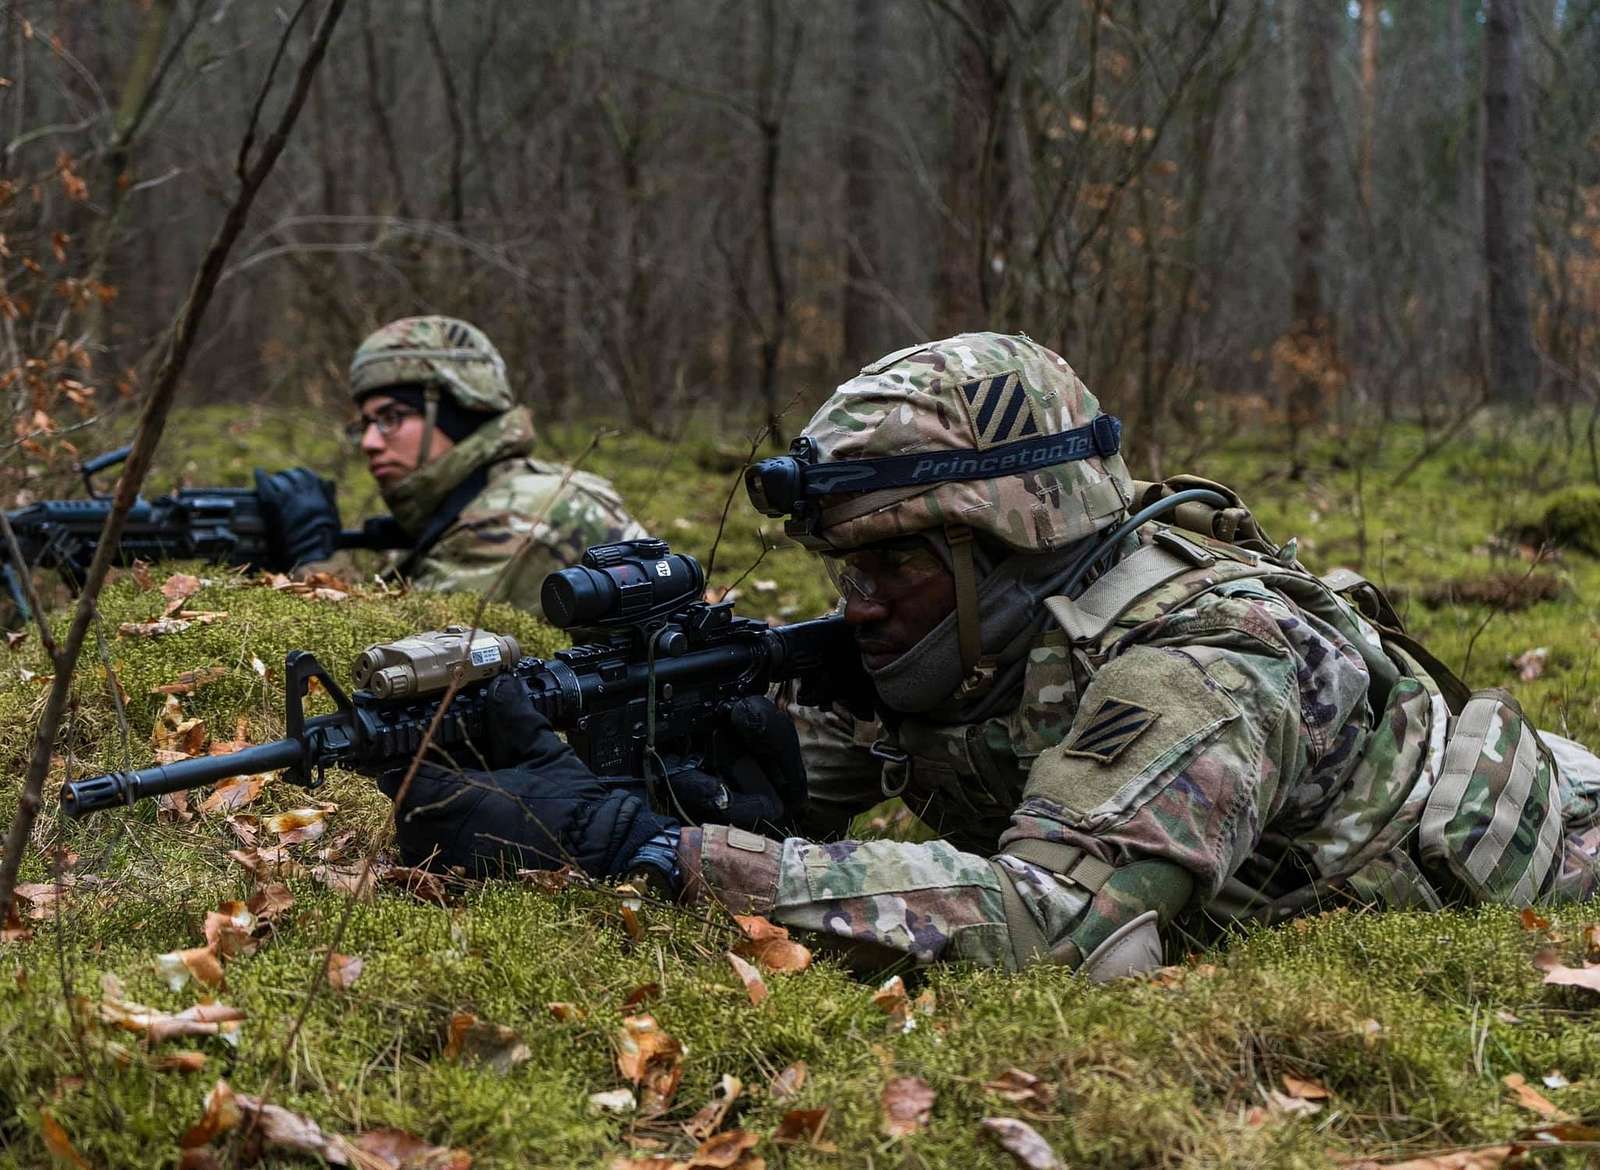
[516,865,578,892]
[617,1013,684,1116]
[180,1079,242,1147]
[325,953,363,991]
[773,1108,832,1148]
[731,916,812,973]
[684,1129,758,1168]
[547,1002,584,1022]
[983,1068,1057,1108]
[160,572,202,613]
[262,808,327,845]
[1583,924,1600,963]
[684,1074,742,1142]
[380,865,451,905]
[1521,907,1552,932]
[770,1060,807,1101]
[154,1050,208,1072]
[1280,1073,1330,1101]
[151,666,228,695]
[246,882,294,925]
[623,982,661,1010]
[1502,1073,1571,1120]
[97,974,246,1045]
[444,1012,530,1074]
[155,945,225,991]
[726,952,767,1006]
[150,693,206,756]
[198,775,265,815]
[228,847,306,882]
[881,1076,934,1138]
[1541,961,1600,994]
[981,1117,1063,1169]
[39,1109,91,1168]
[348,1127,472,1169]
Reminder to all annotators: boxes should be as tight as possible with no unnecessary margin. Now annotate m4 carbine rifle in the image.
[61,539,869,818]
[2,446,408,620]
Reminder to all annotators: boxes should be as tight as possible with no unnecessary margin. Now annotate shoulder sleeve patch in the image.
[1060,698,1159,763]
[1027,647,1240,822]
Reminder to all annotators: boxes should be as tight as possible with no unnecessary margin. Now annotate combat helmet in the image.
[747,332,1132,686]
[348,316,513,413]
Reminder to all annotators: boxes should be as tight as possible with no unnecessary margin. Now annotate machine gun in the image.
[2,445,409,620]
[60,538,869,818]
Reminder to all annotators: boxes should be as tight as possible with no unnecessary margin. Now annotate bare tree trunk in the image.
[1483,0,1539,404]
[424,0,467,225]
[1358,0,1379,209]
[1288,0,1336,470]
[842,0,893,366]
[360,0,411,218]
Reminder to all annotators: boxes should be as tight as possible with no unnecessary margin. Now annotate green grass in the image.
[2,405,1600,1166]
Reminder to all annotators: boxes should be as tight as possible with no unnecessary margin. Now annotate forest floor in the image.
[3,404,1600,1168]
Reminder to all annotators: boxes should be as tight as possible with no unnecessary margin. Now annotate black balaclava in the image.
[355,383,496,444]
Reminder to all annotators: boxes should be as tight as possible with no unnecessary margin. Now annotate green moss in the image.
[1525,485,1600,557]
[5,405,1600,1166]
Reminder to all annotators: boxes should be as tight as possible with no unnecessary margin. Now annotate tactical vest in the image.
[874,478,1586,968]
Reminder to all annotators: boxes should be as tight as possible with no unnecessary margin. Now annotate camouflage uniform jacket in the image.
[381,406,646,616]
[678,527,1600,971]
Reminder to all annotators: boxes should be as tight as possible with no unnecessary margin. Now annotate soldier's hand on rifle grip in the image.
[254,467,341,570]
[725,696,807,812]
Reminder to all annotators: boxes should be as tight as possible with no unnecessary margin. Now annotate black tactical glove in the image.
[377,676,676,883]
[654,696,808,834]
[254,467,341,570]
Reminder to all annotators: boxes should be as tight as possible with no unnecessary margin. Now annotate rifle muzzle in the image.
[60,738,306,817]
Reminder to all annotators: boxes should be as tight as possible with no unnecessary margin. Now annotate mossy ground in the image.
[3,405,1600,1167]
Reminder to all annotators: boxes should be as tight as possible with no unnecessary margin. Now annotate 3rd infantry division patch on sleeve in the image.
[1060,698,1160,763]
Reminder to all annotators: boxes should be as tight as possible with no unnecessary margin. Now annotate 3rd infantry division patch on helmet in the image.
[349,315,514,413]
[799,332,1134,553]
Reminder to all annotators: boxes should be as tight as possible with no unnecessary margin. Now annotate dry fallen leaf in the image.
[40,1109,92,1169]
[587,1088,636,1115]
[1263,1088,1321,1117]
[325,952,364,991]
[380,864,451,904]
[622,982,661,1010]
[683,1129,758,1168]
[131,560,154,591]
[684,1074,742,1141]
[247,882,295,924]
[263,808,328,846]
[155,945,225,991]
[347,1127,472,1170]
[726,951,768,1007]
[1521,907,1552,932]
[983,1068,1057,1108]
[770,1060,807,1101]
[444,1012,531,1074]
[1280,1073,1330,1101]
[1584,924,1600,963]
[154,1050,208,1073]
[773,1108,832,1148]
[204,901,261,960]
[547,1002,584,1022]
[1503,1072,1572,1120]
[881,1076,935,1138]
[180,1080,242,1147]
[150,693,206,756]
[13,880,70,920]
[160,572,202,612]
[97,974,245,1045]
[617,1013,684,1116]
[151,666,229,695]
[982,1117,1063,1170]
[1540,961,1600,994]
[1363,1147,1517,1170]
[228,847,307,882]
[731,915,812,973]
[199,775,266,815]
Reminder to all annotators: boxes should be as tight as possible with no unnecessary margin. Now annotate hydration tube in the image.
[1056,487,1232,599]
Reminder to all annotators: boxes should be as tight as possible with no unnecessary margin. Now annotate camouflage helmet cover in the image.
[800,332,1132,553]
[349,316,513,413]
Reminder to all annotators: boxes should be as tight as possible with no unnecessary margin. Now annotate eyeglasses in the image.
[344,404,422,446]
[822,540,947,604]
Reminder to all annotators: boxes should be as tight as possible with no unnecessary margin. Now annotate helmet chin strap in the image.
[945,523,995,696]
[416,385,441,468]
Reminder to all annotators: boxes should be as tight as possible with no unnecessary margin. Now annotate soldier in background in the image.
[258,315,645,615]
[378,332,1600,978]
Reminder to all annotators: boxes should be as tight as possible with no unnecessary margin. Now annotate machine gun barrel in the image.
[61,738,308,816]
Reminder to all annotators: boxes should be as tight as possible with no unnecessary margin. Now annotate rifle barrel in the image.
[60,738,306,817]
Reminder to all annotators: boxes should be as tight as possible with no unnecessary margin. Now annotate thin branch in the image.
[0,0,347,934]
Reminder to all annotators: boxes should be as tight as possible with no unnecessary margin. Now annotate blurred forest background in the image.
[0,0,1598,482]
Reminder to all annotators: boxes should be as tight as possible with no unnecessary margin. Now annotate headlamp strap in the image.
[801,415,1120,500]
[417,385,441,466]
